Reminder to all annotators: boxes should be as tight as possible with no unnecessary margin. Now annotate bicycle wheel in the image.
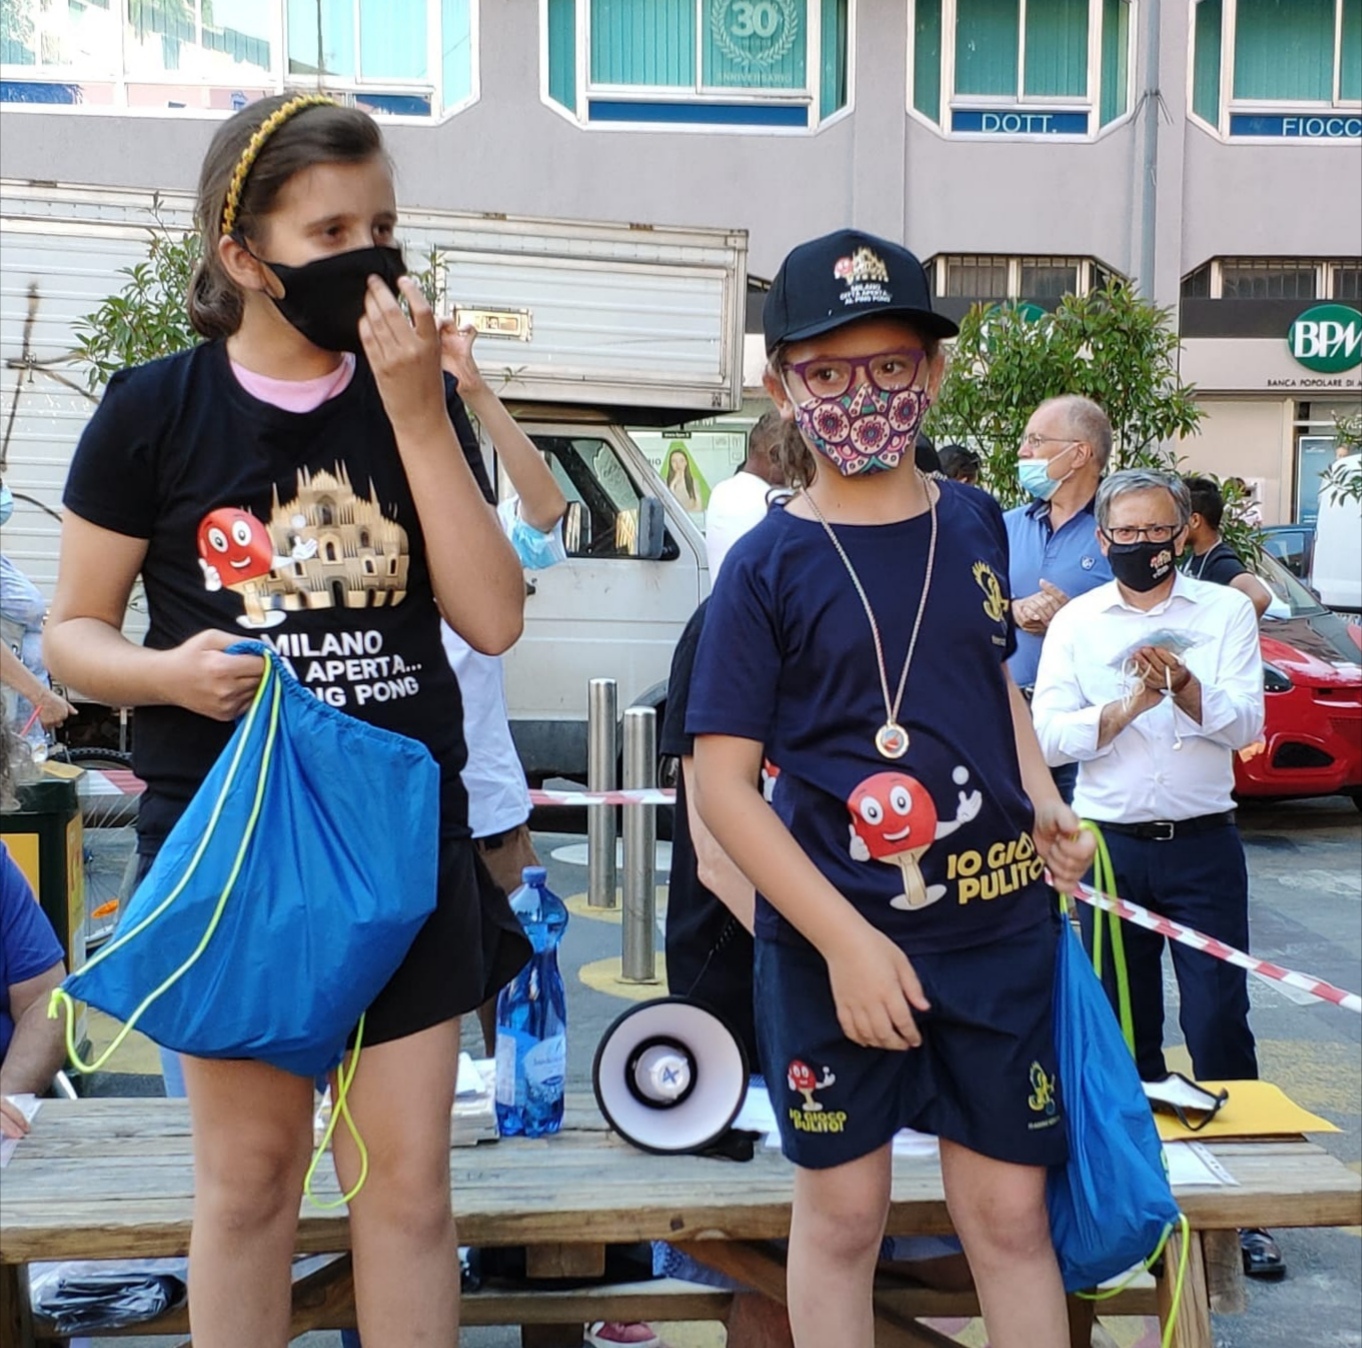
[55,748,144,953]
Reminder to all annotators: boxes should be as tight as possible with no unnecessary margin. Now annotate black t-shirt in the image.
[64,341,494,850]
[1186,540,1247,587]
[661,599,760,1074]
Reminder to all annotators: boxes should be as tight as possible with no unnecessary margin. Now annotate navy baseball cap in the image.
[763,229,958,353]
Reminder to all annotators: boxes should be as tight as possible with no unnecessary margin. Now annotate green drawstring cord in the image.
[46,654,372,1208]
[1083,821,1135,1056]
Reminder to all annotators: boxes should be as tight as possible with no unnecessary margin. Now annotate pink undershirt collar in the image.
[229,352,356,412]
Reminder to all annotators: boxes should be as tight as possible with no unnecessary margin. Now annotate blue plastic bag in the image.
[53,643,439,1079]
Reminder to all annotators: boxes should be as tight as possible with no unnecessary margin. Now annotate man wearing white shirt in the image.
[1032,468,1282,1278]
[703,410,785,580]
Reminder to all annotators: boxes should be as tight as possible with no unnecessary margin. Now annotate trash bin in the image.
[1,764,87,976]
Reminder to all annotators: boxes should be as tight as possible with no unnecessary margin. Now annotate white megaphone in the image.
[592,997,750,1155]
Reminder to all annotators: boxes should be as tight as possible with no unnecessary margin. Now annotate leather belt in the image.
[1092,811,1236,842]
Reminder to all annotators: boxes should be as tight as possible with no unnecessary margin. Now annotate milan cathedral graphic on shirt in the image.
[196,466,409,630]
[195,468,426,714]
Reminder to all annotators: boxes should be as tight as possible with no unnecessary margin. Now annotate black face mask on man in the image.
[1105,537,1178,593]
[252,244,407,354]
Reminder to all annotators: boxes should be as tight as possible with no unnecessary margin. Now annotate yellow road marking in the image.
[578,955,669,1001]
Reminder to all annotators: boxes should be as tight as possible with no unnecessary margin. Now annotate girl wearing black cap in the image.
[686,229,1095,1348]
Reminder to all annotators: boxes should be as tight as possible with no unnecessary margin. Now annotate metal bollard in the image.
[621,705,658,982]
[587,678,618,909]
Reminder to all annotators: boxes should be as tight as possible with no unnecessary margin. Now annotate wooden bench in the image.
[1,1098,1357,1348]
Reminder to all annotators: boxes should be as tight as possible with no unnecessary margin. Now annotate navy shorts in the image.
[756,917,1067,1170]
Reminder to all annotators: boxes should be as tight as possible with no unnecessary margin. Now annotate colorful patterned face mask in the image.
[790,382,932,476]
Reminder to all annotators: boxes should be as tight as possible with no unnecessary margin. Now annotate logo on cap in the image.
[833,247,892,310]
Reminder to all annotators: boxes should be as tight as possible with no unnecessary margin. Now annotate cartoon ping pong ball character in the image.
[197,508,276,588]
[849,771,939,911]
[787,1059,836,1112]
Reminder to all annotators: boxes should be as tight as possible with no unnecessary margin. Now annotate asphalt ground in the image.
[64,793,1362,1347]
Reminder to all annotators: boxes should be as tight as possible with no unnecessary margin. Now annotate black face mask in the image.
[1106,538,1179,593]
[256,245,407,354]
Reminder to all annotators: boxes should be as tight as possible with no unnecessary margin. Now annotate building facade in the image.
[3,0,1359,522]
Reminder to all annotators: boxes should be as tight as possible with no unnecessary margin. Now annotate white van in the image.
[0,181,746,778]
[1312,454,1362,614]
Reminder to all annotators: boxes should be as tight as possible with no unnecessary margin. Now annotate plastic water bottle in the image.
[495,866,569,1138]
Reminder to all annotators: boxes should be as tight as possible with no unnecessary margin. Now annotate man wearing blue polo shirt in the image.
[1004,395,1114,800]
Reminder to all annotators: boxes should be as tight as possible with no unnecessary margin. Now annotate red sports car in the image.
[1234,553,1362,807]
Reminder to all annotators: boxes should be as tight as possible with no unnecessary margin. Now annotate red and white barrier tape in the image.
[529,787,677,807]
[1067,878,1362,1014]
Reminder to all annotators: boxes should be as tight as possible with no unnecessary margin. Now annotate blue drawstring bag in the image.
[1048,825,1187,1318]
[51,642,439,1080]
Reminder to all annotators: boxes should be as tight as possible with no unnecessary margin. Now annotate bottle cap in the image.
[523,866,548,886]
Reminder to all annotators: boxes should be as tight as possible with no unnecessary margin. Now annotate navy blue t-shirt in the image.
[687,481,1050,955]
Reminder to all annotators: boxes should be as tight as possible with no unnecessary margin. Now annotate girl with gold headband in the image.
[45,95,530,1347]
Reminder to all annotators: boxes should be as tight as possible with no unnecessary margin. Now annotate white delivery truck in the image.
[0,181,749,778]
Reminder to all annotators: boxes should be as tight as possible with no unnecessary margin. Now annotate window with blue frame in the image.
[545,0,850,128]
[911,0,1134,136]
[1192,0,1362,138]
[0,0,475,117]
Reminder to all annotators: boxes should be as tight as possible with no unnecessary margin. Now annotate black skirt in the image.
[356,835,531,1047]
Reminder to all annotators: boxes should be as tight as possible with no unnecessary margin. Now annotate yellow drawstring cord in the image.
[304,1014,370,1210]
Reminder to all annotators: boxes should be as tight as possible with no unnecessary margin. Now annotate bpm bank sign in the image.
[1287,306,1362,375]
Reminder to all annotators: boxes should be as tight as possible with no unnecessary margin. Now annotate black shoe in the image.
[1240,1228,1286,1279]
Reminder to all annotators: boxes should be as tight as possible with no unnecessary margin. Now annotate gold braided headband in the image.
[221,93,336,236]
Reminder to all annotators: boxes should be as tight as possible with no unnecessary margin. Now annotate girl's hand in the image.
[163,631,264,722]
[1033,798,1096,894]
[825,922,930,1050]
[359,276,446,434]
[438,317,489,398]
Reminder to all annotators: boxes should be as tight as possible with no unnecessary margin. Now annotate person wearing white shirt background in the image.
[1031,468,1285,1281]
[435,322,568,1058]
[702,409,786,579]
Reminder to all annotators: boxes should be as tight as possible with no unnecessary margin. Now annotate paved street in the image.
[81,793,1361,1347]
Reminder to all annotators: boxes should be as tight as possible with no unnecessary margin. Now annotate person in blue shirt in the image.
[0,842,67,1139]
[1004,395,1115,801]
[687,229,1096,1348]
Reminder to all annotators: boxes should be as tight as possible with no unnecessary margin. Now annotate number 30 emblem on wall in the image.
[709,0,800,68]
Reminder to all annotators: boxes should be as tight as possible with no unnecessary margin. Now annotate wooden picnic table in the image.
[1,1097,1358,1348]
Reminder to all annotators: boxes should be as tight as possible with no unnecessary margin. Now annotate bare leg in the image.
[939,1138,1067,1348]
[332,1018,462,1348]
[182,1055,315,1348]
[786,1145,891,1348]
